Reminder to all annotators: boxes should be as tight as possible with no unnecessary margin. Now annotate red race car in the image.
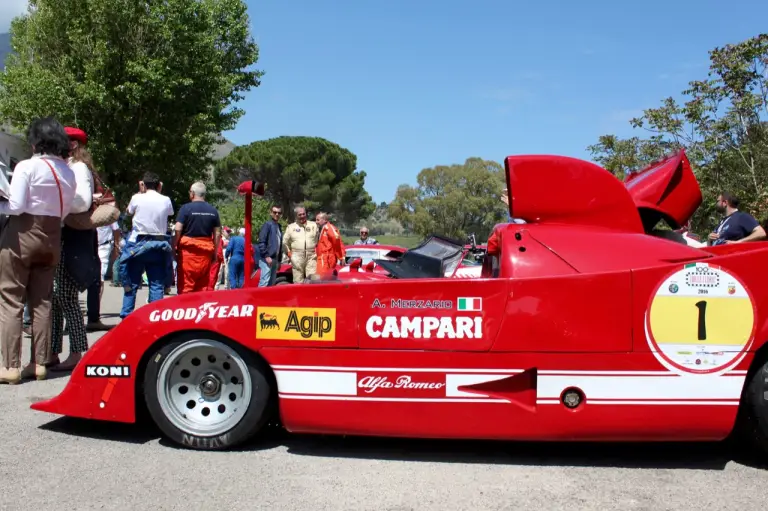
[31,150,768,454]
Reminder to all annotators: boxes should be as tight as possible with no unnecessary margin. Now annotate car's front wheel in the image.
[143,334,273,450]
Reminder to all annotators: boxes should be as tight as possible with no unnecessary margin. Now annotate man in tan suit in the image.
[282,205,319,283]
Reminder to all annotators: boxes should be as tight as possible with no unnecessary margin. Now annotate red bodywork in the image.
[32,150,768,445]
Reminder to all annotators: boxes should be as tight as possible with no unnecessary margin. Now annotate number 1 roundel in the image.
[645,262,756,375]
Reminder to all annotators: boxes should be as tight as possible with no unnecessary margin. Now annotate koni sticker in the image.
[645,262,756,375]
[256,307,336,341]
[366,316,483,339]
[85,365,130,378]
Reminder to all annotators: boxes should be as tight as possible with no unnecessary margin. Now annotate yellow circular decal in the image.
[646,263,756,374]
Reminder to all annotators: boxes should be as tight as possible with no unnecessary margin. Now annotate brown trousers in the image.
[0,214,61,368]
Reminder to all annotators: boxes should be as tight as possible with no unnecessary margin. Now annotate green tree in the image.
[212,192,277,243]
[214,136,375,224]
[588,33,768,235]
[388,157,507,240]
[0,0,261,208]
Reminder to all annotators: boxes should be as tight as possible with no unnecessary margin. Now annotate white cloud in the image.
[0,0,29,33]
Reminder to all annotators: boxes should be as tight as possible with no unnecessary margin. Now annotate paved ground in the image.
[1,285,768,510]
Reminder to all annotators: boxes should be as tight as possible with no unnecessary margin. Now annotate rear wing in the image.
[624,150,702,230]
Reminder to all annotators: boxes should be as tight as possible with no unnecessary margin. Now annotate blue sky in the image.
[227,0,768,204]
[3,1,765,204]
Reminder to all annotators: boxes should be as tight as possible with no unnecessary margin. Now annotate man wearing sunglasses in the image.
[257,205,284,286]
[354,227,379,245]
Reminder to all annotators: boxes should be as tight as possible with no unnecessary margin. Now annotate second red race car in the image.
[30,149,768,455]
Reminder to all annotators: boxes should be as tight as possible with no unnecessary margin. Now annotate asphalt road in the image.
[1,285,768,510]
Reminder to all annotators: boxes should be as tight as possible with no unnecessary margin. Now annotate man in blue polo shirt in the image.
[708,192,766,245]
[257,205,283,286]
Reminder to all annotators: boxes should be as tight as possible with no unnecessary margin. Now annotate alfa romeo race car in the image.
[31,150,768,454]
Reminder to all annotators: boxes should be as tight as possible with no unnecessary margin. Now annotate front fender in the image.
[31,321,239,424]
[31,326,145,423]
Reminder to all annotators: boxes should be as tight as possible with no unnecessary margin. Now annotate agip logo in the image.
[256,307,336,341]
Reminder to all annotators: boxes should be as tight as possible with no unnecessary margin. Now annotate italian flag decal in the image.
[457,297,482,311]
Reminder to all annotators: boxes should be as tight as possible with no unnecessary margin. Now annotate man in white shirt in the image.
[118,172,174,318]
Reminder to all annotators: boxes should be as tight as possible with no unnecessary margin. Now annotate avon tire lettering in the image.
[181,433,231,449]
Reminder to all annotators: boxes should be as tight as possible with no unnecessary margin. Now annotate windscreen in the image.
[345,249,382,265]
[410,237,464,275]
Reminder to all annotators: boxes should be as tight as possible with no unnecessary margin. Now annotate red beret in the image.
[64,127,88,145]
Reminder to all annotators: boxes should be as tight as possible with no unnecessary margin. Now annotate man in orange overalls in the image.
[173,181,222,294]
[315,212,345,276]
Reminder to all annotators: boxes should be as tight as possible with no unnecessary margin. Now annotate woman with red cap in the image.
[48,126,101,372]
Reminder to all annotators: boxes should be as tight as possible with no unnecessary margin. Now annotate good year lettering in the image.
[149,304,254,323]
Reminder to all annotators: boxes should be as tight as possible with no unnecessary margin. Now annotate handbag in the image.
[51,162,120,230]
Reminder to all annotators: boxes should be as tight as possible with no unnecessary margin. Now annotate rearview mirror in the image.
[236,180,266,196]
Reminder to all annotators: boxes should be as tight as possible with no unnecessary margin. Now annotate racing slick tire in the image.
[274,276,290,285]
[143,333,273,450]
[736,357,768,455]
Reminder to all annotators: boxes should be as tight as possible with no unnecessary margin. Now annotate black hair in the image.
[720,192,740,208]
[143,171,161,190]
[26,117,70,158]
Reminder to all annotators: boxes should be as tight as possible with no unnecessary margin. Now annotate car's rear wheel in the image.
[736,357,768,455]
[275,276,290,285]
[143,333,272,450]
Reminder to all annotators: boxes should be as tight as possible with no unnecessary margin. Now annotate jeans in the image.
[119,237,171,318]
[228,256,244,289]
[258,257,280,287]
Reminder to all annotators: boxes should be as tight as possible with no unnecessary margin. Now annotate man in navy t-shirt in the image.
[172,181,222,293]
[708,192,766,245]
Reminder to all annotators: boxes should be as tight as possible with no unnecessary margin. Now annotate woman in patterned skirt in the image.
[49,127,99,372]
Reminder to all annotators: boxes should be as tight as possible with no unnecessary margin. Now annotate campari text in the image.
[366,316,483,339]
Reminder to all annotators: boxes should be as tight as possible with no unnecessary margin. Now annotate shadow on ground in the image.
[39,416,161,445]
[37,417,768,471]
